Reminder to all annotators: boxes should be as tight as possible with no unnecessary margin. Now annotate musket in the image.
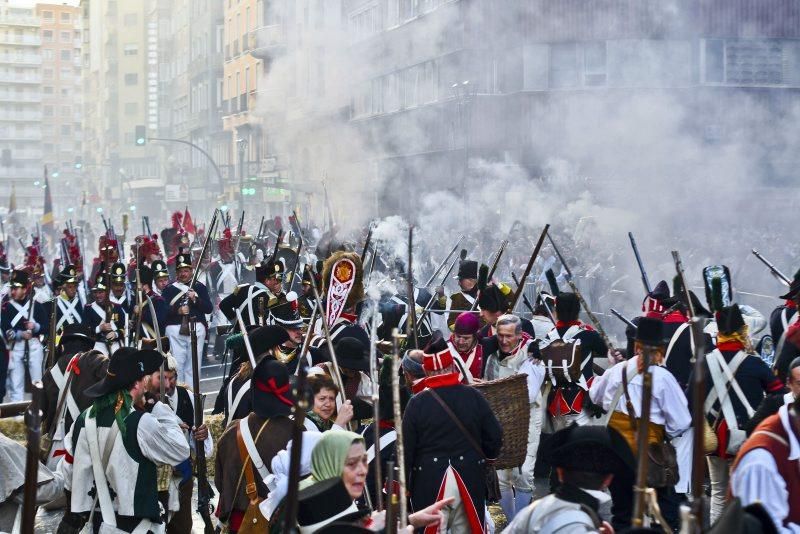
[672,250,707,533]
[417,248,465,329]
[42,336,75,461]
[511,272,535,316]
[405,226,419,349]
[294,299,319,376]
[257,215,265,240]
[508,225,550,313]
[631,342,655,527]
[322,178,335,230]
[487,239,509,281]
[628,232,651,294]
[470,239,508,312]
[190,209,220,289]
[0,400,31,418]
[101,214,109,233]
[385,460,397,534]
[21,381,43,534]
[232,211,245,280]
[751,248,791,286]
[390,329,408,530]
[21,288,36,393]
[235,309,257,368]
[361,223,373,262]
[610,308,637,330]
[190,319,215,534]
[286,211,304,295]
[368,309,383,510]
[283,356,308,534]
[144,216,153,237]
[547,231,618,353]
[44,294,58,371]
[132,244,144,347]
[423,235,464,288]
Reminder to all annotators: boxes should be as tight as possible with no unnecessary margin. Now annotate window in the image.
[43,68,53,79]
[43,105,53,116]
[123,43,138,56]
[61,125,70,135]
[43,30,53,42]
[42,49,53,60]
[125,73,138,85]
[60,49,71,61]
[60,12,71,23]
[41,11,53,22]
[43,86,53,94]
[549,43,579,88]
[124,13,138,26]
[124,102,138,114]
[60,31,70,43]
[583,42,607,86]
[61,105,70,116]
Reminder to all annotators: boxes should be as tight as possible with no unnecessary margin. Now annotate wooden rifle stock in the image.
[190,319,215,534]
[470,239,508,312]
[368,310,383,510]
[672,250,707,532]
[509,224,550,313]
[283,359,309,533]
[391,329,408,529]
[21,381,43,534]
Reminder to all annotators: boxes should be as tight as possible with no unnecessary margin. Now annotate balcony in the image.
[0,74,41,84]
[0,111,42,121]
[0,131,42,141]
[0,34,41,46]
[249,25,286,60]
[0,54,41,65]
[0,92,42,102]
[250,89,284,115]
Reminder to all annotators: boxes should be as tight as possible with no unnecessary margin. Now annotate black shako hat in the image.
[110,262,127,283]
[271,301,304,329]
[85,347,163,398]
[635,317,666,347]
[256,259,285,281]
[248,325,291,358]
[136,263,154,286]
[9,268,29,288]
[175,253,192,270]
[457,260,478,280]
[92,272,110,291]
[332,337,371,373]
[59,264,79,284]
[548,424,635,474]
[151,259,169,279]
[297,477,370,534]
[251,358,294,418]
[779,268,800,300]
[717,304,745,336]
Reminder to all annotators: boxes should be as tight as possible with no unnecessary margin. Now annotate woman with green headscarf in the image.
[300,430,367,497]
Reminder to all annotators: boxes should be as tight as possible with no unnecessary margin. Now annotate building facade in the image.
[0,0,42,217]
[36,3,82,220]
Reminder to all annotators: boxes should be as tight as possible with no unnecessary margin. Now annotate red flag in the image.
[183,207,196,235]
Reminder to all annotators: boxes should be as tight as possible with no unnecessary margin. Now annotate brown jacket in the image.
[214,413,295,522]
[41,349,109,433]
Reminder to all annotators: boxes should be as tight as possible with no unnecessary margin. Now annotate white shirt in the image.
[166,387,214,457]
[731,404,800,534]
[589,356,691,438]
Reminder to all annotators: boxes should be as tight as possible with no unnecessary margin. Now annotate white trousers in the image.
[6,338,43,401]
[165,323,206,386]
[707,455,731,523]
[92,340,123,356]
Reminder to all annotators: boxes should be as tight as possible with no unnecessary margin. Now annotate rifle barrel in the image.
[751,248,791,286]
[509,224,549,312]
[628,232,652,294]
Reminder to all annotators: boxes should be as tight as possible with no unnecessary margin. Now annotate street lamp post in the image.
[237,138,249,212]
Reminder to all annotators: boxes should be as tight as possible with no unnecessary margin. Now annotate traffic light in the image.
[135,125,146,146]
[1,148,10,167]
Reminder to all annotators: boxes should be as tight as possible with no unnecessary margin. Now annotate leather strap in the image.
[366,430,397,465]
[234,417,270,504]
[426,388,486,461]
[664,322,691,364]
[621,364,639,431]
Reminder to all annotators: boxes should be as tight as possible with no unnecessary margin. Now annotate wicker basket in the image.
[473,374,530,470]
